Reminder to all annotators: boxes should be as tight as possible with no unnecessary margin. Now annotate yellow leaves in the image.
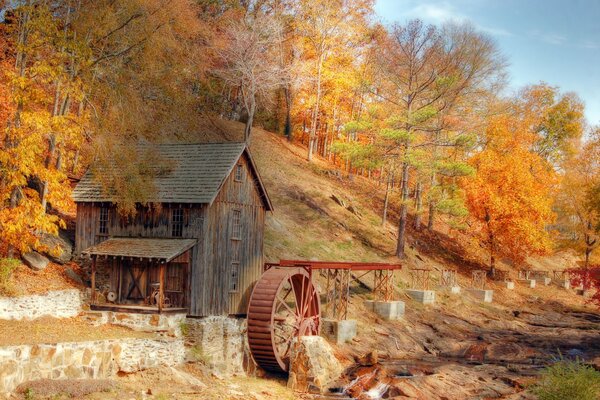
[0,189,61,254]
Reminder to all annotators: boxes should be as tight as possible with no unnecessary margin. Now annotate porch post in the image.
[91,256,97,305]
[158,262,165,313]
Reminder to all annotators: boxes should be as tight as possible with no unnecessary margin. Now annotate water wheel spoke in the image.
[276,294,296,317]
[301,283,314,318]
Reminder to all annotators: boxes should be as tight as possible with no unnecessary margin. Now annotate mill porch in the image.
[82,237,196,314]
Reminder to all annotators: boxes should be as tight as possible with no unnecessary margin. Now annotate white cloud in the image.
[530,30,567,46]
[398,1,512,37]
[580,40,599,49]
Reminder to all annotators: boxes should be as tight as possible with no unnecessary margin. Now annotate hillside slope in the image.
[249,127,599,399]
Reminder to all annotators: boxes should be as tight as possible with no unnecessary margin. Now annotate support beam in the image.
[91,256,97,305]
[159,263,166,313]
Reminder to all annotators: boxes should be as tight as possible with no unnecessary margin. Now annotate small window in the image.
[98,206,109,235]
[230,241,240,292]
[172,208,184,237]
[234,164,243,182]
[230,261,240,292]
[231,210,241,239]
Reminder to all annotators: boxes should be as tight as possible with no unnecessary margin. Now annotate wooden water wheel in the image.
[247,267,320,373]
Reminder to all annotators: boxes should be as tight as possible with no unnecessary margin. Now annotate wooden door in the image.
[120,259,148,304]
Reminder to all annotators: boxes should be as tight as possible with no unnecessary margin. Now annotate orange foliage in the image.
[463,114,556,270]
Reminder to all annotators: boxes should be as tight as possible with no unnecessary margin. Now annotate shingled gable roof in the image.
[72,142,273,211]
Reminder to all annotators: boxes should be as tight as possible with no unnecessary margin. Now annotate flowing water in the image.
[310,356,546,400]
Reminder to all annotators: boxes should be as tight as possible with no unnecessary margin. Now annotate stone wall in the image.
[0,289,82,321]
[185,316,247,376]
[0,337,184,393]
[83,311,186,337]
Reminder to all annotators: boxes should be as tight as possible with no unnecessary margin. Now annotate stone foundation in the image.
[185,316,247,377]
[366,300,405,320]
[466,289,494,303]
[0,290,82,321]
[321,319,357,344]
[83,311,186,336]
[406,290,435,304]
[519,279,536,288]
[0,337,184,393]
[542,277,551,286]
[560,280,571,289]
[449,286,461,294]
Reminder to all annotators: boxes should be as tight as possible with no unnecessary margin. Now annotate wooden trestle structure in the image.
[247,260,401,374]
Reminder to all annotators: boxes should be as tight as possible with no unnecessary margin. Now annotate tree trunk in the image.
[414,181,422,230]
[486,210,496,277]
[382,173,392,225]
[396,162,409,258]
[308,53,324,161]
[244,98,256,143]
[427,129,441,230]
[427,201,435,230]
[284,87,292,141]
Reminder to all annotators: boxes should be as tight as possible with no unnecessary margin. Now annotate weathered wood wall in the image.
[194,153,265,316]
[75,152,267,317]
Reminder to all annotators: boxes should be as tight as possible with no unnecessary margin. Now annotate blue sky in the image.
[374,0,600,126]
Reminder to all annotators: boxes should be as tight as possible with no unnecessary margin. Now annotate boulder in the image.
[65,267,84,286]
[330,194,346,207]
[22,251,50,271]
[288,336,343,393]
[40,231,73,264]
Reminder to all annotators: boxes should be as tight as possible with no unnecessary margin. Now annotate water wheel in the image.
[247,267,320,373]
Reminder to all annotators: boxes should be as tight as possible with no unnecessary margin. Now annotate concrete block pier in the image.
[559,280,571,289]
[467,289,494,303]
[519,279,536,288]
[365,300,405,320]
[321,319,357,344]
[406,290,436,305]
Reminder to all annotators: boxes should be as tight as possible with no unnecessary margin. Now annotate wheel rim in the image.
[247,267,320,373]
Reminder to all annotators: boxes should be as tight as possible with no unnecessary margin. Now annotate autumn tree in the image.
[293,0,374,161]
[558,128,600,269]
[463,113,556,274]
[424,23,506,231]
[212,11,288,141]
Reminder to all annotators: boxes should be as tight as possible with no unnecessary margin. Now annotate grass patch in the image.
[530,357,600,400]
[0,258,20,296]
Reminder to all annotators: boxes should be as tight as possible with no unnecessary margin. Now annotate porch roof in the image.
[82,237,196,262]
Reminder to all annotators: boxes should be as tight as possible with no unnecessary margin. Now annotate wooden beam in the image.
[158,263,165,313]
[91,256,97,305]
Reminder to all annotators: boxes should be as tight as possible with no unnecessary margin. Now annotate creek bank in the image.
[314,356,543,400]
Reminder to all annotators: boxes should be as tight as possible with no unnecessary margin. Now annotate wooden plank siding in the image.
[75,152,267,317]
[199,153,265,316]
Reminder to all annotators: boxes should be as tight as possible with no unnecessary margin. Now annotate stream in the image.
[310,356,547,400]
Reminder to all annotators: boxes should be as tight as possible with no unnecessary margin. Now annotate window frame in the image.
[234,164,243,182]
[98,206,109,236]
[171,208,184,237]
[231,209,242,240]
[229,209,242,293]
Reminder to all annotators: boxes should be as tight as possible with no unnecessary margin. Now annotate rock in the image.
[22,251,50,271]
[287,336,343,393]
[330,194,346,207]
[346,204,361,217]
[40,231,73,264]
[356,350,378,366]
[64,267,83,285]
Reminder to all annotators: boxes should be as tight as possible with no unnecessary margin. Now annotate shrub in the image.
[0,258,19,296]
[531,358,600,400]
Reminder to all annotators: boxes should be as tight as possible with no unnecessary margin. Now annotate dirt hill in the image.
[249,127,599,399]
